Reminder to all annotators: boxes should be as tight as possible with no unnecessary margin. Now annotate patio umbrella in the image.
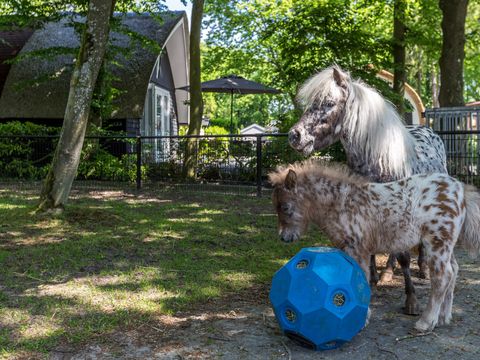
[179,75,281,133]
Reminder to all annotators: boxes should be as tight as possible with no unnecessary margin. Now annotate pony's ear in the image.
[285,169,297,191]
[333,67,348,89]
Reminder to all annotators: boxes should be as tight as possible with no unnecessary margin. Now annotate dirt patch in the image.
[46,251,480,360]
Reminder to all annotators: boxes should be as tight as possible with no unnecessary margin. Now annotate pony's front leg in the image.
[344,249,371,284]
[343,248,372,324]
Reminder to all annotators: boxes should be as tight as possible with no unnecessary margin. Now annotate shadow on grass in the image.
[0,189,326,357]
[1,190,480,358]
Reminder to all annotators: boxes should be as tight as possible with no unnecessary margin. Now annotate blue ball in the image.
[270,247,371,351]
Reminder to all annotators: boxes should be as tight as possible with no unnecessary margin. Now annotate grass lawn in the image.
[0,187,328,358]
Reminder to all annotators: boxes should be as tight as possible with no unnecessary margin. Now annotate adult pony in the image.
[288,65,448,315]
[269,162,480,332]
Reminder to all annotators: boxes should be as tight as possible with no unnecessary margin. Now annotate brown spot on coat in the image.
[437,192,449,202]
[437,203,458,218]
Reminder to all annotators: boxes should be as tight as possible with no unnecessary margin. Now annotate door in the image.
[142,85,171,162]
[155,87,171,160]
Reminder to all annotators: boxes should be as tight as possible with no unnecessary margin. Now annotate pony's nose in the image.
[288,128,301,146]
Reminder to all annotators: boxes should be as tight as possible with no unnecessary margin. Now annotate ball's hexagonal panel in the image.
[270,247,371,351]
[338,304,370,340]
[311,251,354,286]
[269,266,292,308]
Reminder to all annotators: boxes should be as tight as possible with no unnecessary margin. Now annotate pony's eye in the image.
[323,100,335,108]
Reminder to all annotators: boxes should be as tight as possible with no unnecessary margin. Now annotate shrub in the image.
[0,121,143,183]
[77,149,142,182]
[0,122,58,179]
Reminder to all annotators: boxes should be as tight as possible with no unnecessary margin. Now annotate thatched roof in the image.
[0,29,34,96]
[0,11,185,120]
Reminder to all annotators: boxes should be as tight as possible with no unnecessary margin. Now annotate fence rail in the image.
[0,133,305,196]
[3,107,480,195]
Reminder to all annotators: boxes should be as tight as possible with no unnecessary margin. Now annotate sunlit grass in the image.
[0,203,29,210]
[0,188,329,358]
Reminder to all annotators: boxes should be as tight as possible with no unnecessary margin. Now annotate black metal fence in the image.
[0,133,305,196]
[3,106,480,195]
[425,106,480,186]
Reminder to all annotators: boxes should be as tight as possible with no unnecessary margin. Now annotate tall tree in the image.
[204,0,393,130]
[184,0,204,178]
[438,0,469,107]
[38,0,115,212]
[464,1,480,102]
[392,0,407,117]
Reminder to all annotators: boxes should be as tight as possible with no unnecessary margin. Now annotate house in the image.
[376,69,424,125]
[240,123,279,136]
[240,123,266,135]
[466,101,480,107]
[0,11,190,138]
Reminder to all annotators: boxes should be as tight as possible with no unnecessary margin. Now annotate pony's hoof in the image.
[414,319,435,333]
[379,269,393,284]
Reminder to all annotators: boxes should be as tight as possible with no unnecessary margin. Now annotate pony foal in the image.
[269,162,480,332]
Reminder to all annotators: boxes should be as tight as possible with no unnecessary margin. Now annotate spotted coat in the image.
[345,126,447,182]
[269,163,480,332]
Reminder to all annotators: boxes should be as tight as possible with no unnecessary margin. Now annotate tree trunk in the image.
[393,0,406,118]
[438,0,469,107]
[38,0,115,212]
[431,66,440,108]
[184,0,204,179]
[88,63,106,131]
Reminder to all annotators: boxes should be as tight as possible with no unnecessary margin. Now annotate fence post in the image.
[136,135,142,190]
[256,135,262,197]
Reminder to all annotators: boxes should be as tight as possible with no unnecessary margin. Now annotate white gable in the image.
[240,124,266,135]
[164,13,190,125]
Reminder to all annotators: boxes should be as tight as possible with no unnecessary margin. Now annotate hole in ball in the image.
[296,259,309,269]
[285,309,297,322]
[333,292,346,307]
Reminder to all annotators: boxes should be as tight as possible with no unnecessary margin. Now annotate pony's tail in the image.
[458,185,480,258]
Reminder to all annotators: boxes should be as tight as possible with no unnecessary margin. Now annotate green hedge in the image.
[0,121,345,184]
[0,122,141,182]
[0,122,58,179]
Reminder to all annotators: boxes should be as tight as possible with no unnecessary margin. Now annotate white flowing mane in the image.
[298,66,417,179]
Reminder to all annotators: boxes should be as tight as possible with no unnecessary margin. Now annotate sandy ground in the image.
[50,251,480,360]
